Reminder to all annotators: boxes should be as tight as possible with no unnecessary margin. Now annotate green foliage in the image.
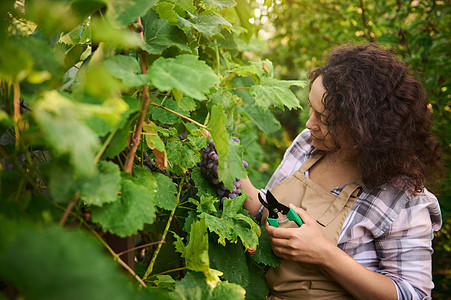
[0,0,296,298]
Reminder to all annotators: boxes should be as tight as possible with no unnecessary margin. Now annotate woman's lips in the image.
[310,133,321,141]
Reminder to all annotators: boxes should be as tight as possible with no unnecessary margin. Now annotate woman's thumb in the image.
[289,203,313,223]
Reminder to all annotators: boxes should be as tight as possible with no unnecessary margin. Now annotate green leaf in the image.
[177,96,197,111]
[250,77,306,110]
[197,194,218,214]
[178,12,232,38]
[149,54,219,100]
[252,226,281,267]
[149,98,188,124]
[208,104,229,173]
[170,271,245,300]
[166,139,199,175]
[204,0,237,9]
[202,195,260,249]
[79,161,121,206]
[171,271,212,299]
[43,159,78,203]
[91,18,142,48]
[104,55,151,88]
[154,2,178,23]
[152,172,178,210]
[105,0,156,27]
[143,121,166,153]
[175,218,210,273]
[0,224,137,300]
[219,136,247,190]
[91,170,158,237]
[141,9,191,55]
[33,91,100,176]
[209,239,250,287]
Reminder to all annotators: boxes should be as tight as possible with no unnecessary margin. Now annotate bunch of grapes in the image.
[198,137,248,204]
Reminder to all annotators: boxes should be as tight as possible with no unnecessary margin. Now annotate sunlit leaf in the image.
[149,55,219,100]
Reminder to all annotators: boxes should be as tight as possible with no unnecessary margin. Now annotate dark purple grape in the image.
[232,187,240,194]
[207,161,215,169]
[211,177,219,185]
[217,189,225,197]
[235,181,241,188]
[209,153,218,161]
[219,182,227,190]
[232,137,240,143]
[212,164,218,174]
[208,140,215,148]
[242,160,248,168]
[220,197,227,205]
[228,193,237,199]
[179,133,186,140]
[205,146,210,152]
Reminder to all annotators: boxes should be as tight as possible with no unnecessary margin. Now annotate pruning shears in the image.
[258,191,304,228]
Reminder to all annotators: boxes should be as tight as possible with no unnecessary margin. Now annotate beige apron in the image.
[262,152,362,300]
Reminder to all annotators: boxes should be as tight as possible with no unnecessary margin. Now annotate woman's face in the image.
[306,76,336,151]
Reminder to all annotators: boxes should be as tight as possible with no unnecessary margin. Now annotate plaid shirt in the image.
[261,129,442,300]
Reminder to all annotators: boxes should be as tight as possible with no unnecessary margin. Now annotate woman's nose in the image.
[306,114,319,131]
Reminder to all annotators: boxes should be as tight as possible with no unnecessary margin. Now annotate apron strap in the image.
[296,151,324,175]
[316,182,362,227]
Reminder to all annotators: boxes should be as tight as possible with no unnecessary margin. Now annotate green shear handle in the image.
[259,191,304,228]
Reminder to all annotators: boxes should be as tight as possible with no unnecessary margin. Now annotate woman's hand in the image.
[266,204,335,265]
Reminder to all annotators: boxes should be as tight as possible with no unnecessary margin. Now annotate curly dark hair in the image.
[308,44,442,192]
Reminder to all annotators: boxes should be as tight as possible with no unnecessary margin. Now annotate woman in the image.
[240,44,443,299]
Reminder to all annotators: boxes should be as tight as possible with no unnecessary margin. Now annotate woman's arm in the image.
[239,176,263,217]
[266,204,398,300]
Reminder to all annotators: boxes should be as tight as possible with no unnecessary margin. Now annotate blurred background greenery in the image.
[243,0,449,298]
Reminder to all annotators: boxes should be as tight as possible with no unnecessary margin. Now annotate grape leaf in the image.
[154,2,178,23]
[149,98,188,124]
[149,54,219,100]
[105,0,156,27]
[91,171,157,237]
[43,159,78,203]
[79,161,121,206]
[173,218,209,274]
[178,12,232,38]
[152,172,178,210]
[141,9,191,55]
[219,137,247,190]
[173,219,222,285]
[191,168,217,198]
[209,239,250,287]
[170,271,245,300]
[201,195,260,249]
[0,224,137,300]
[104,55,151,88]
[204,0,237,9]
[166,139,199,175]
[33,91,100,176]
[143,120,166,153]
[250,77,306,110]
[252,226,282,267]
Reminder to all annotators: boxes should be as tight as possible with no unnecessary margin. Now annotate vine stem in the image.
[148,267,187,279]
[124,16,157,173]
[59,192,80,227]
[94,128,117,165]
[85,223,147,288]
[13,81,21,148]
[143,175,185,281]
[149,102,207,129]
[116,240,165,257]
